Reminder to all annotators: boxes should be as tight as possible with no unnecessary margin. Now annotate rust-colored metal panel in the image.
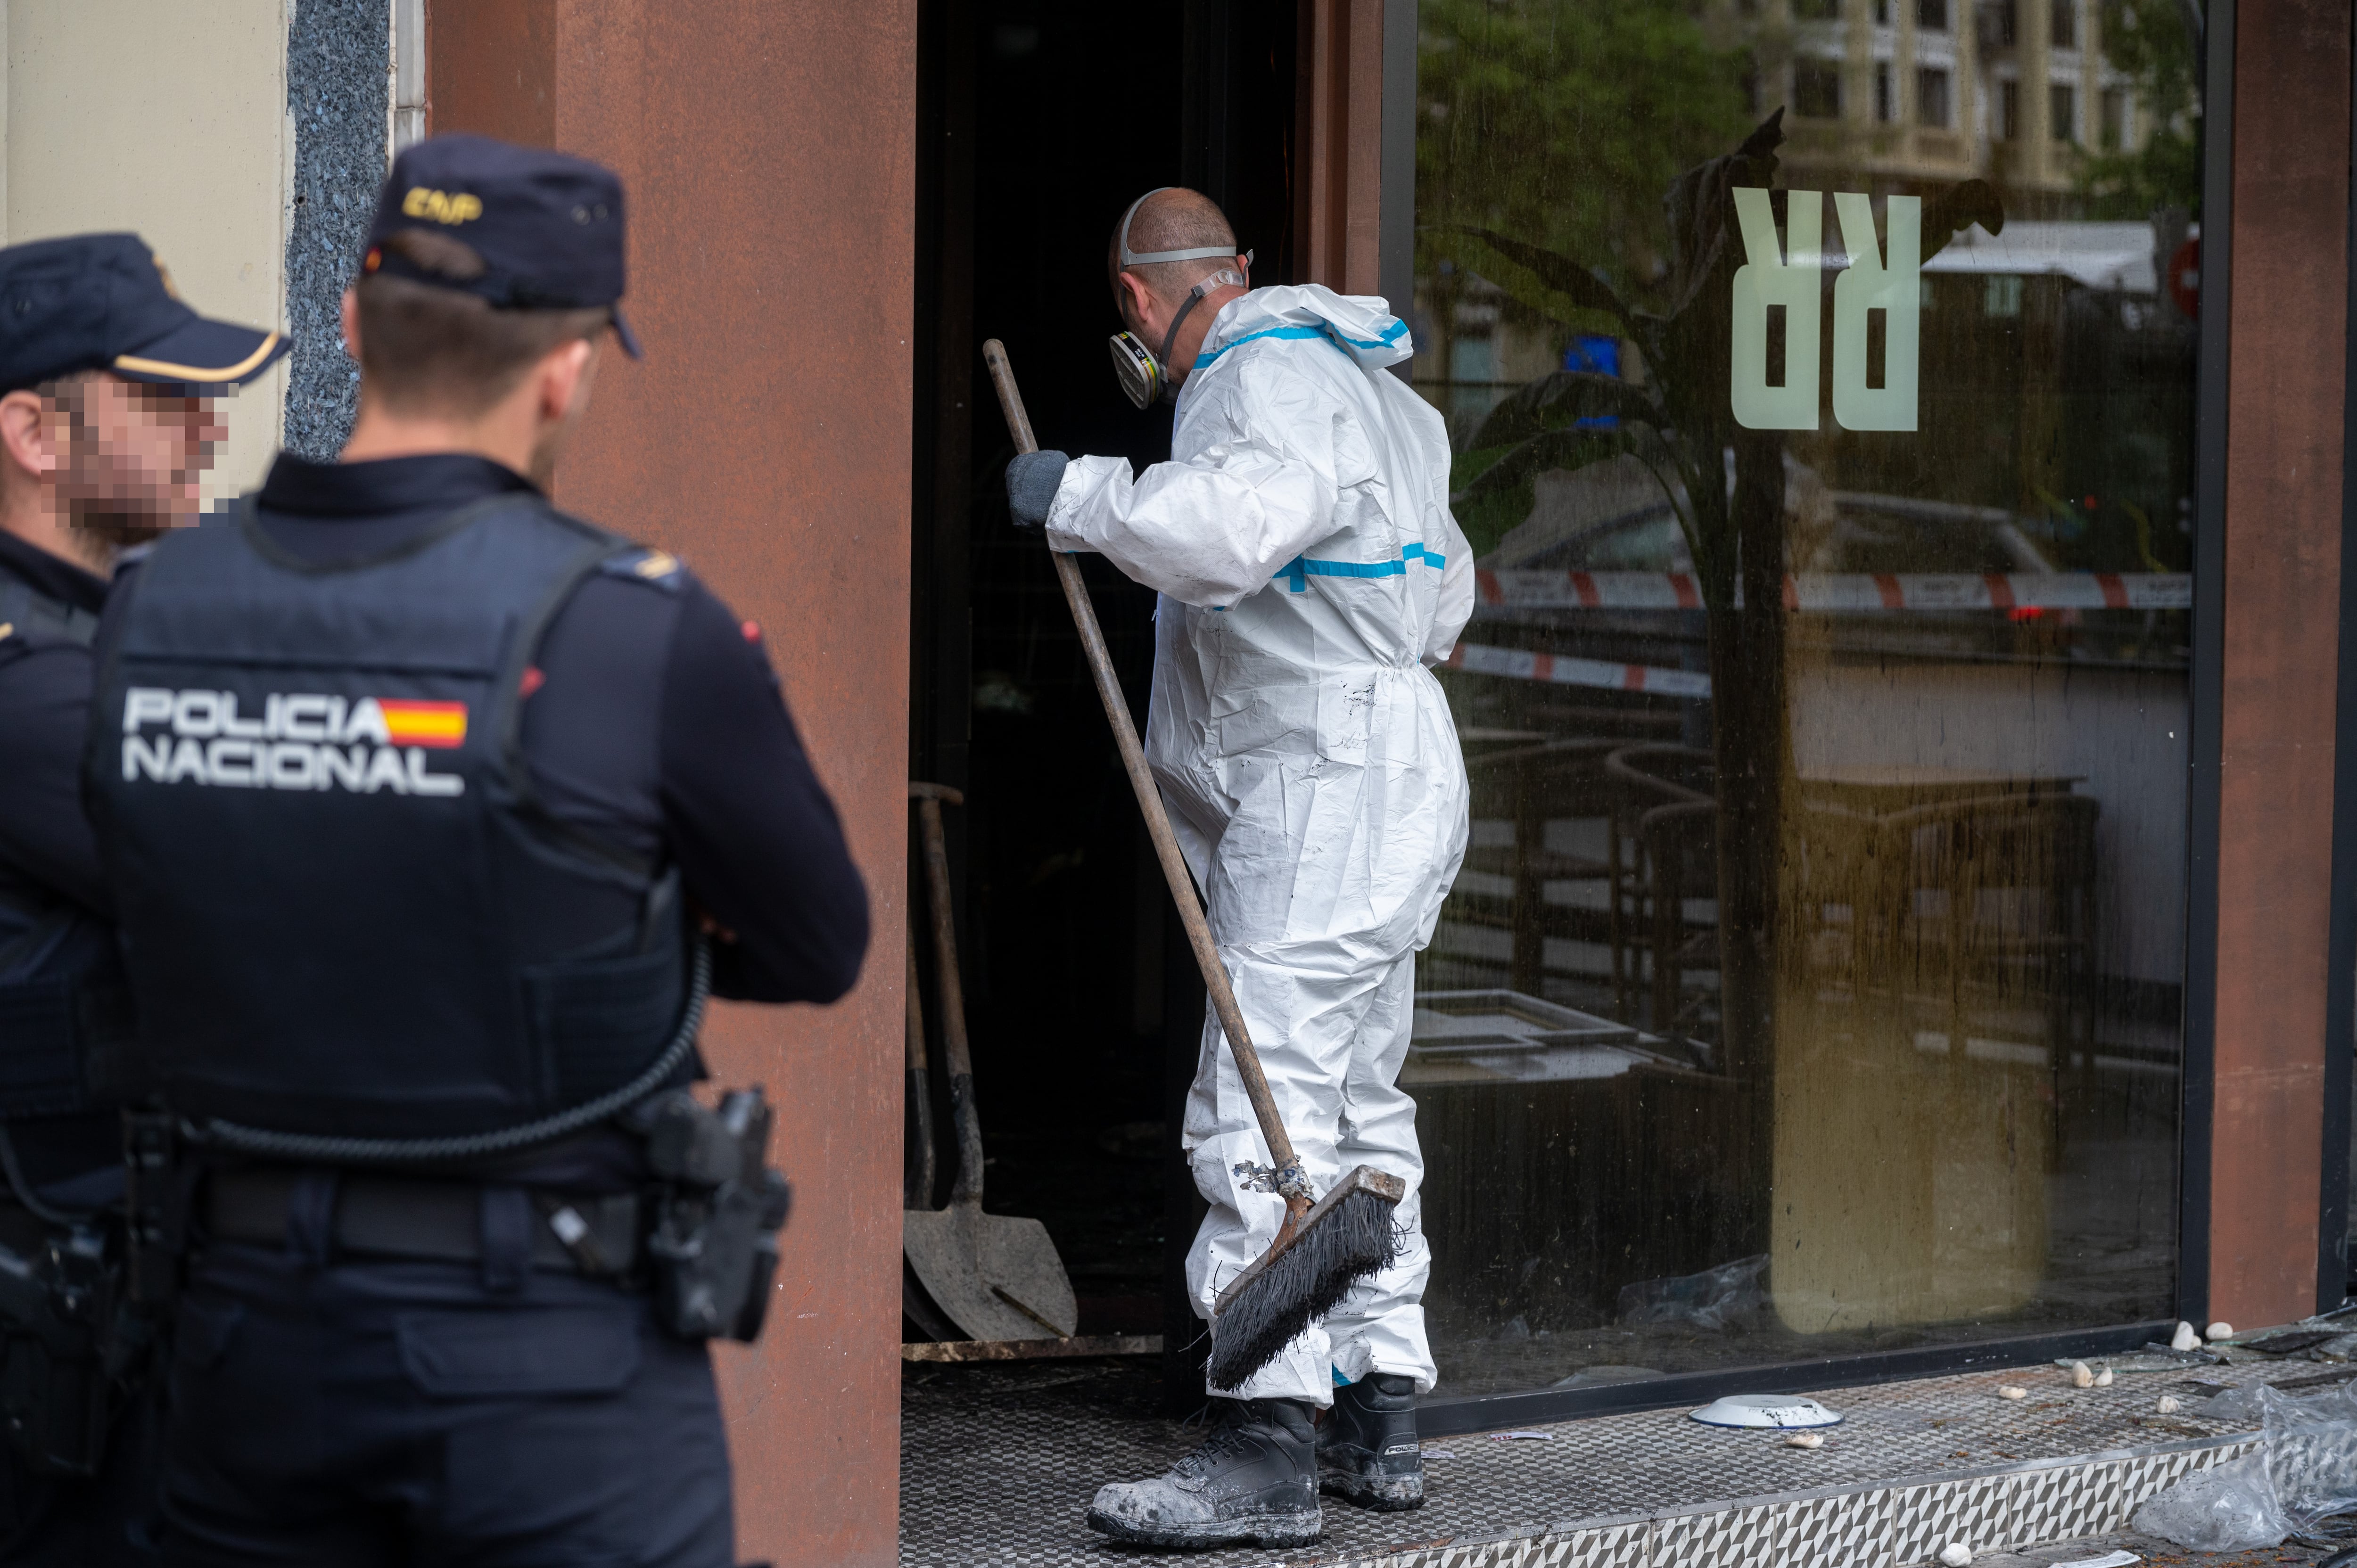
[1293,0,1385,293]
[432,2,914,1562]
[2211,0,2351,1331]
[425,0,556,148]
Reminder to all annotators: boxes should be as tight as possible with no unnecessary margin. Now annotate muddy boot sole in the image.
[1083,1506,1324,1549]
[1320,1461,1426,1512]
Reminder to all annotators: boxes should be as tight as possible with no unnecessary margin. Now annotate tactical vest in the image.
[0,571,99,649]
[86,497,688,1141]
[0,570,126,1132]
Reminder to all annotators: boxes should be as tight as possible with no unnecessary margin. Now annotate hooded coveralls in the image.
[1045,284,1472,1403]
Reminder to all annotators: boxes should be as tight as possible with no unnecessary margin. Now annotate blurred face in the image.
[49,374,226,552]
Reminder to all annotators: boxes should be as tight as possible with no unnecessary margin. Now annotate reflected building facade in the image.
[1765,0,2155,206]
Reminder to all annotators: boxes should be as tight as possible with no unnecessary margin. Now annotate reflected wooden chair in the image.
[1454,739,1620,998]
[1603,745,1721,1043]
[1896,791,2100,1113]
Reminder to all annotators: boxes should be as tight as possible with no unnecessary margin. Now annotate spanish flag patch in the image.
[375,699,468,750]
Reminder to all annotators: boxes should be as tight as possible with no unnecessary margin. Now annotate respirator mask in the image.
[1109,187,1250,410]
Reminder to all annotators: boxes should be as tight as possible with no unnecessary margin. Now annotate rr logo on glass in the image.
[1730,189,1919,432]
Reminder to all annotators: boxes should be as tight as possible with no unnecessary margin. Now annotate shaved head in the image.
[1109,188,1239,304]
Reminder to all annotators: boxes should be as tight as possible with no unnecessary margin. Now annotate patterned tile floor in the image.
[899,1354,2312,1566]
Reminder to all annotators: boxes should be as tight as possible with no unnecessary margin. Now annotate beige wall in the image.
[3,0,294,497]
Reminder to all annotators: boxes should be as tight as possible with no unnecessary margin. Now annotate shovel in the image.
[904,914,935,1209]
[900,781,1080,1342]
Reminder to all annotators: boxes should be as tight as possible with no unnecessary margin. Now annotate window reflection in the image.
[1412,0,2198,1396]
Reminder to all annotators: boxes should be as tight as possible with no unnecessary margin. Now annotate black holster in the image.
[639,1088,791,1342]
[0,1215,144,1478]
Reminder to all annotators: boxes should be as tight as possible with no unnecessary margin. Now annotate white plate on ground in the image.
[1689,1394,1842,1429]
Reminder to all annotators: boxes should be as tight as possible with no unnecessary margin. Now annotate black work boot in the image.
[1319,1373,1424,1511]
[1084,1397,1321,1549]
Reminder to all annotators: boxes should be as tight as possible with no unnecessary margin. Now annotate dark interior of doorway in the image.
[907,0,1297,1410]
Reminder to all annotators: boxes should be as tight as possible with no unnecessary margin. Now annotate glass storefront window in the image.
[1409,0,2201,1397]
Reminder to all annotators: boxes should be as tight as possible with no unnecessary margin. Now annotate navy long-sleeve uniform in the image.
[88,452,872,1568]
[0,531,119,1195]
[0,531,154,1565]
[90,452,872,1190]
[227,452,871,1005]
[0,531,108,918]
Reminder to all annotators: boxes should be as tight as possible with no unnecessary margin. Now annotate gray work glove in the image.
[1005,450,1069,532]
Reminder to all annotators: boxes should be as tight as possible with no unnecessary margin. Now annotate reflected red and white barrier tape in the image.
[1443,641,1713,698]
[1473,570,2192,612]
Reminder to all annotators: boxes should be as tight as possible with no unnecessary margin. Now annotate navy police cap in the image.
[0,234,288,396]
[364,133,641,358]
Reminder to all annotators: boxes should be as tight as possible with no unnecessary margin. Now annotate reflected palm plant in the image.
[1436,107,2003,1210]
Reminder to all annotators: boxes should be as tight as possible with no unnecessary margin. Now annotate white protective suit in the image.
[1045,284,1472,1403]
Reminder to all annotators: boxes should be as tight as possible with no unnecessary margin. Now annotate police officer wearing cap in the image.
[82,135,870,1564]
[0,233,286,1563]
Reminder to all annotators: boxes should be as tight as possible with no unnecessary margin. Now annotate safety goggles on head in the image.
[1108,187,1250,410]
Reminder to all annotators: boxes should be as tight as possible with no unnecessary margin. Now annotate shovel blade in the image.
[903,1205,1079,1343]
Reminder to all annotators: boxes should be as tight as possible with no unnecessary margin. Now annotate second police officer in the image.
[83,134,870,1563]
[0,234,287,1564]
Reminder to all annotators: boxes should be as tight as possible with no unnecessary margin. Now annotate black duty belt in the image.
[204,1168,641,1277]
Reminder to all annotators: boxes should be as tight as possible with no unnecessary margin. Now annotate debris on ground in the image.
[1976,1531,2324,1566]
[2134,1382,2357,1551]
[2134,1451,2288,1551]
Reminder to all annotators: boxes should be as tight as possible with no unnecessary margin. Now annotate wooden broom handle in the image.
[981,338,1302,1185]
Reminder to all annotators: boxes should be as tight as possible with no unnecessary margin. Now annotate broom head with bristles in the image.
[1206,1165,1407,1391]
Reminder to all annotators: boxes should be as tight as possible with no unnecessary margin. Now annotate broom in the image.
[981,338,1405,1391]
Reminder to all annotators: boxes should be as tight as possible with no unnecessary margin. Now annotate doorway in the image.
[906,0,1297,1408]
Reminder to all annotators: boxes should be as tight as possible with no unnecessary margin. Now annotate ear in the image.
[537,337,600,423]
[0,389,58,485]
[1115,270,1158,325]
[340,289,361,361]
